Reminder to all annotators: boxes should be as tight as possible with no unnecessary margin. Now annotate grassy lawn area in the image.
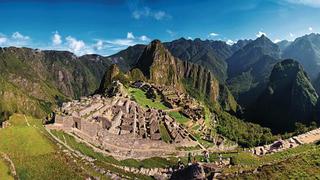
[168,111,189,124]
[159,123,172,143]
[231,145,320,179]
[0,114,85,180]
[222,144,320,175]
[129,87,168,110]
[0,158,13,180]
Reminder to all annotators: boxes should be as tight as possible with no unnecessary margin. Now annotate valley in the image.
[1,31,320,180]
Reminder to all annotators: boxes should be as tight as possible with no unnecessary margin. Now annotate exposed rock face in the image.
[170,163,206,180]
[135,40,180,87]
[248,59,319,133]
[226,35,280,106]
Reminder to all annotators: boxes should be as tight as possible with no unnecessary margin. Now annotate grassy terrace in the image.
[0,114,85,180]
[128,87,190,124]
[51,130,178,170]
[128,87,216,148]
[221,144,320,177]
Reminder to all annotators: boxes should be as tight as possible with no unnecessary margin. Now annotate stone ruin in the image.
[48,92,198,159]
[252,128,320,155]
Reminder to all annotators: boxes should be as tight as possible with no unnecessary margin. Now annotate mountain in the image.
[99,40,238,112]
[277,40,291,53]
[247,59,318,133]
[106,44,146,72]
[282,33,320,80]
[226,35,281,106]
[108,38,250,83]
[0,47,111,118]
[163,38,234,82]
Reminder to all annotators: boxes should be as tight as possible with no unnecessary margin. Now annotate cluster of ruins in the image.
[252,128,320,155]
[48,91,199,158]
[131,81,205,122]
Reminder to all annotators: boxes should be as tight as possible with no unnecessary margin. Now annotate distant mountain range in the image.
[1,33,320,133]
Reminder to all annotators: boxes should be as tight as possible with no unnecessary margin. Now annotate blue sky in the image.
[0,0,319,56]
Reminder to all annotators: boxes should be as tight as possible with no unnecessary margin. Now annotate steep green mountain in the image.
[226,35,280,106]
[0,47,111,118]
[247,59,318,133]
[282,33,320,80]
[99,40,238,112]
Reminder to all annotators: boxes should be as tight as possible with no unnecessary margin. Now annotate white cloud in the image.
[52,31,62,46]
[289,32,295,37]
[12,32,30,40]
[209,32,219,37]
[256,31,267,37]
[132,7,169,20]
[187,37,193,40]
[226,39,235,45]
[65,36,86,54]
[139,35,150,42]
[274,39,281,43]
[0,35,7,45]
[94,40,104,50]
[127,32,135,39]
[309,27,313,31]
[285,0,320,8]
[106,39,136,47]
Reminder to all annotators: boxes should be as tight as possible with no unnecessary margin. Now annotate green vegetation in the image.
[168,111,189,124]
[224,144,320,179]
[216,111,275,148]
[0,114,84,179]
[0,158,13,180]
[129,87,168,110]
[159,123,172,143]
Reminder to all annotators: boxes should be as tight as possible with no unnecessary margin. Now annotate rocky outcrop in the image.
[170,163,206,180]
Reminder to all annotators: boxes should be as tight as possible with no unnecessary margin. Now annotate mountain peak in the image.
[251,59,318,133]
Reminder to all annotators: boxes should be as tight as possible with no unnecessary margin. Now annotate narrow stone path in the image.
[23,115,30,127]
[0,152,18,179]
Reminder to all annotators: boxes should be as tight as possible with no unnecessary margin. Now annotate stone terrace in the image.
[252,128,320,156]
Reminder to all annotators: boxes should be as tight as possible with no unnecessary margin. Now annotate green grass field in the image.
[0,114,85,180]
[0,158,13,180]
[129,87,168,110]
